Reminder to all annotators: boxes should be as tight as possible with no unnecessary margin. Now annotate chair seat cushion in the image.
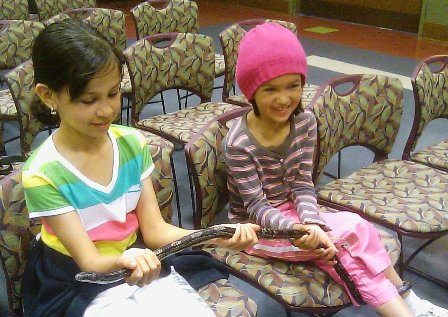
[215,53,225,78]
[411,140,448,171]
[0,89,17,117]
[198,278,257,317]
[318,159,448,233]
[203,206,400,309]
[136,102,238,143]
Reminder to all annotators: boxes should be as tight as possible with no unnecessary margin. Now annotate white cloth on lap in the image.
[83,267,214,317]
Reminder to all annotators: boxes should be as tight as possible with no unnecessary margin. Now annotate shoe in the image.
[415,300,448,317]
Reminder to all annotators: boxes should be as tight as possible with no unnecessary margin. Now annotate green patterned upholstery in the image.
[0,20,44,72]
[311,74,448,275]
[34,0,96,21]
[219,19,297,106]
[130,0,224,77]
[198,278,257,317]
[0,20,45,154]
[124,32,237,144]
[131,0,199,39]
[0,131,176,314]
[403,55,448,172]
[5,60,45,157]
[184,108,401,314]
[0,0,29,20]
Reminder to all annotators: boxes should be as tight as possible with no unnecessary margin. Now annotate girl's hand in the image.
[117,248,161,287]
[292,224,338,265]
[209,223,260,251]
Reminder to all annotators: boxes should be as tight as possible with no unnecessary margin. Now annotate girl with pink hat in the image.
[224,22,447,317]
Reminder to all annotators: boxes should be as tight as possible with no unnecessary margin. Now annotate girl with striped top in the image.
[22,19,259,317]
[224,22,447,317]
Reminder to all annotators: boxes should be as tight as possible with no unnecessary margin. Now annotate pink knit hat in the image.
[236,22,307,101]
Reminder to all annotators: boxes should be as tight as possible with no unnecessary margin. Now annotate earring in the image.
[50,107,56,115]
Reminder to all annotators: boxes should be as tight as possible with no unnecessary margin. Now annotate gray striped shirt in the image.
[225,110,326,229]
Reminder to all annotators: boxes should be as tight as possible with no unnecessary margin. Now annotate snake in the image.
[75,226,411,304]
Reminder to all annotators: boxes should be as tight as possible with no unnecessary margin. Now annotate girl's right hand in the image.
[117,248,161,287]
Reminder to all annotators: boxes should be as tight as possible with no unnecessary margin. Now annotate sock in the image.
[403,290,421,315]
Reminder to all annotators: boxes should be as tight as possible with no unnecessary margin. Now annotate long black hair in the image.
[31,19,124,125]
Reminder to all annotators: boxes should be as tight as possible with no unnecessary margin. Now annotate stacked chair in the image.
[0,20,44,155]
[309,74,448,286]
[403,54,448,172]
[184,107,402,316]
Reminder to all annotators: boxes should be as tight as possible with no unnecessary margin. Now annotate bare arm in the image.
[136,177,259,251]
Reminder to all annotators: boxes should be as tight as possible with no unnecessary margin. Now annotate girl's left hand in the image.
[209,223,260,251]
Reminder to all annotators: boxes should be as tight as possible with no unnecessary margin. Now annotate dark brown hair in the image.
[31,19,124,125]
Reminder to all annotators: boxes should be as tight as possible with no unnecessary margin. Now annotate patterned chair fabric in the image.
[0,133,178,315]
[184,108,401,314]
[0,20,44,72]
[219,19,297,106]
[310,74,448,276]
[0,20,44,154]
[124,32,237,144]
[130,0,224,77]
[34,0,96,21]
[5,60,45,157]
[0,0,29,20]
[403,55,448,172]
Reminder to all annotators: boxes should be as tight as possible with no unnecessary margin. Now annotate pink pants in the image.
[245,202,399,307]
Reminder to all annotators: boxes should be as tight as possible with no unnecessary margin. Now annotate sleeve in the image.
[225,143,298,230]
[23,169,74,219]
[135,131,155,180]
[290,112,327,228]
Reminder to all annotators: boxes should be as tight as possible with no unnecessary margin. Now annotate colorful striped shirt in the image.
[23,125,154,256]
[225,111,326,229]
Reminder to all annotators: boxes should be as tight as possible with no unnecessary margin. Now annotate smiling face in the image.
[252,74,303,126]
[52,62,122,142]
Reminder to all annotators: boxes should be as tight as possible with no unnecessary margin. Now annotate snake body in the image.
[75,226,366,303]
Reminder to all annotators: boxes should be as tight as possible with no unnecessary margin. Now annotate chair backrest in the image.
[44,8,126,52]
[310,74,404,182]
[403,55,448,159]
[0,169,39,315]
[0,20,44,71]
[0,142,174,314]
[5,60,46,157]
[34,0,96,21]
[219,19,297,102]
[0,0,29,19]
[123,32,215,120]
[130,0,199,40]
[184,107,250,228]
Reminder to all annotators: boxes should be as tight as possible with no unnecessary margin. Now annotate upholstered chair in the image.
[310,74,448,285]
[403,55,448,172]
[0,20,44,154]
